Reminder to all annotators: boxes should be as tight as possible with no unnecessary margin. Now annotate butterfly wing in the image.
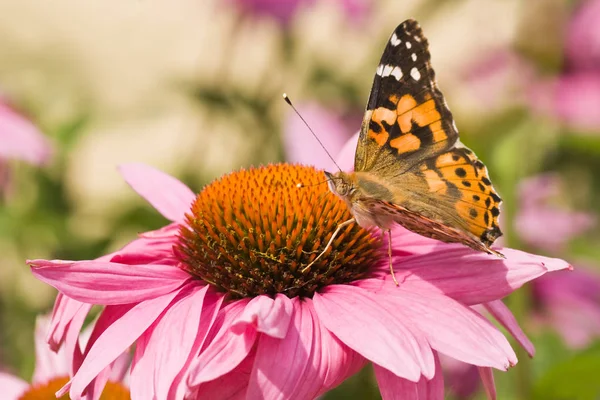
[355,19,458,174]
[354,19,502,248]
[360,197,504,257]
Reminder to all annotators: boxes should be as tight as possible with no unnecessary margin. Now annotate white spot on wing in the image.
[376,64,384,76]
[390,32,401,46]
[382,65,393,77]
[414,35,422,42]
[406,41,412,49]
[410,68,421,81]
[390,67,403,81]
[411,53,417,61]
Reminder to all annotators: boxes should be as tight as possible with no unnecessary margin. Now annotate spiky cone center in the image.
[177,164,379,298]
[18,377,130,400]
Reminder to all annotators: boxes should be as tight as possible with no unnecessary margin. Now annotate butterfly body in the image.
[325,19,504,258]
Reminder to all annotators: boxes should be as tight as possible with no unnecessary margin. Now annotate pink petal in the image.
[231,294,293,338]
[374,352,444,400]
[314,284,434,382]
[0,101,52,165]
[129,328,154,400]
[309,298,366,393]
[29,259,190,304]
[248,297,366,399]
[109,233,179,265]
[139,222,181,239]
[65,303,91,377]
[193,350,256,400]
[68,288,182,398]
[478,367,497,400]
[368,246,571,305]
[284,102,351,170]
[0,373,29,400]
[188,299,257,386]
[130,285,223,400]
[118,163,196,222]
[246,298,315,399]
[484,300,535,357]
[359,280,517,370]
[46,294,92,352]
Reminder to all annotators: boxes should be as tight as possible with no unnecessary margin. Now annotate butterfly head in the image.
[324,171,358,200]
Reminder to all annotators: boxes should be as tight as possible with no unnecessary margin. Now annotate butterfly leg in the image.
[302,218,355,273]
[385,229,399,286]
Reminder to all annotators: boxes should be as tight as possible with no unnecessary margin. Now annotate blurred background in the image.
[0,0,599,398]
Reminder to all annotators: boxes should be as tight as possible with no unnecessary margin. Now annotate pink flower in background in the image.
[514,173,600,348]
[530,73,600,131]
[565,0,600,71]
[227,0,313,25]
[0,100,51,166]
[0,99,52,195]
[0,315,129,400]
[528,0,600,131]
[227,0,370,26]
[533,266,600,348]
[514,174,596,252]
[461,50,534,114]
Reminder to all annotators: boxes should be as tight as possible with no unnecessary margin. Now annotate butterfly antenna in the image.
[283,93,342,172]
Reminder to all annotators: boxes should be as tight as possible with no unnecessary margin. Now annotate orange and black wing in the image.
[355,19,503,248]
[355,19,458,174]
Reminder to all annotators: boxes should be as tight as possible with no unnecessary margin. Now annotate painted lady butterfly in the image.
[308,19,504,283]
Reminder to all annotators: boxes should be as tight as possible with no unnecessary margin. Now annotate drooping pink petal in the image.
[46,294,92,352]
[130,284,223,400]
[193,349,256,400]
[118,163,196,222]
[245,297,353,400]
[367,246,571,305]
[231,294,293,338]
[359,280,517,370]
[29,260,190,305]
[309,298,366,394]
[313,284,434,382]
[442,356,480,399]
[129,326,154,400]
[0,101,52,165]
[65,302,91,377]
[68,288,183,398]
[374,352,444,400]
[246,297,314,399]
[188,299,256,386]
[484,300,535,357]
[171,289,224,400]
[284,103,351,171]
[478,367,497,400]
[0,373,28,400]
